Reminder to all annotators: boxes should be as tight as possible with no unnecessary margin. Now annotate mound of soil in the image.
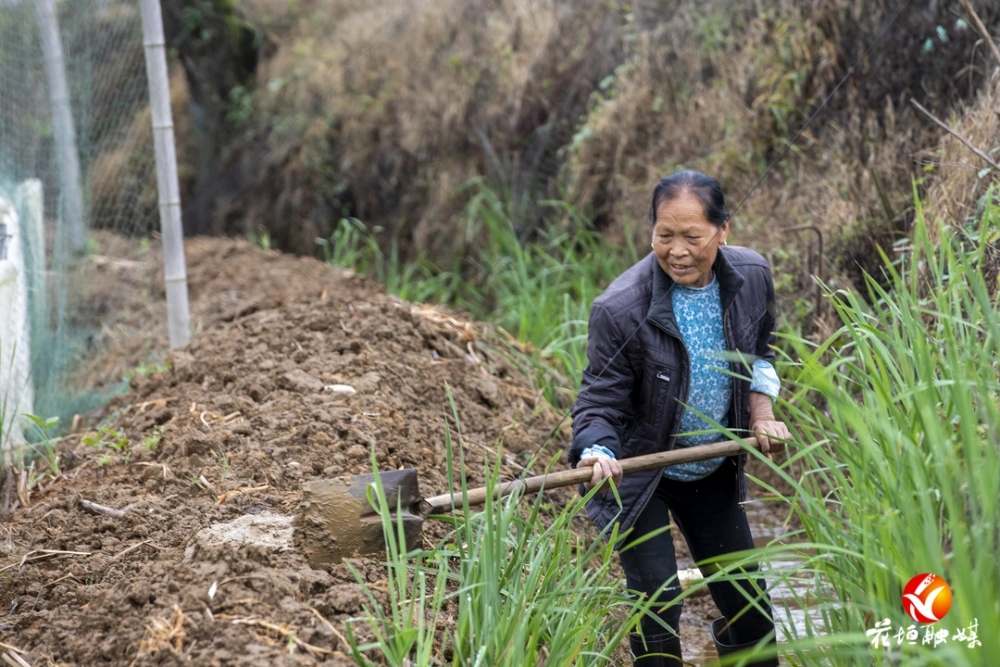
[2,238,768,665]
[2,238,574,666]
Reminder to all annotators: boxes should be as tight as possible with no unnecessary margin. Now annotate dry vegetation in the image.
[924,75,1000,226]
[78,0,1000,306]
[227,1,998,267]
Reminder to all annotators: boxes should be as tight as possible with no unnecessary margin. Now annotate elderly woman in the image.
[569,170,789,666]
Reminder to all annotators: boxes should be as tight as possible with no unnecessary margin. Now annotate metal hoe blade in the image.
[293,468,426,565]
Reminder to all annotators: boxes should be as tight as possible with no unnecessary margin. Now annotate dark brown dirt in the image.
[0,237,781,666]
[3,237,578,665]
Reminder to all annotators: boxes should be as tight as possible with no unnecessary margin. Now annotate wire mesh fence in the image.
[0,0,163,455]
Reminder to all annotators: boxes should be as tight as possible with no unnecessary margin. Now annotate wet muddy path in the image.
[676,475,816,665]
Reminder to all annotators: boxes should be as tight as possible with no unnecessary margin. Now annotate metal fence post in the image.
[34,0,85,255]
[139,0,191,348]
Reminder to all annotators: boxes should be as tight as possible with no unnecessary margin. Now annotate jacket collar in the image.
[647,246,746,335]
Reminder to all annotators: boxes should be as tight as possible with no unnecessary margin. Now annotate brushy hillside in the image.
[82,0,1000,297]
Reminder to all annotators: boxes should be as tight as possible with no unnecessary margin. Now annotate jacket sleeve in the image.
[755,264,778,365]
[569,302,635,467]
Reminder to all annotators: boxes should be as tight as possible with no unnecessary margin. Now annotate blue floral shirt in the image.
[662,274,732,480]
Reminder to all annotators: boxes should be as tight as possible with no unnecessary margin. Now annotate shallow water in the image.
[679,497,826,666]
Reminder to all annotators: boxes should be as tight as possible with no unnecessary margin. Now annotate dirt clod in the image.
[475,376,500,407]
[185,512,294,560]
[282,368,325,393]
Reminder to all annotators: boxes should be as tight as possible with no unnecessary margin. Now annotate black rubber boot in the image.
[710,617,778,667]
[629,632,682,667]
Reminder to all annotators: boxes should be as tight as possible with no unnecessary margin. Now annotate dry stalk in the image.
[15,462,32,509]
[132,604,186,665]
[78,498,127,518]
[230,617,337,656]
[120,397,174,418]
[2,651,31,667]
[43,573,79,587]
[958,0,1000,68]
[112,540,159,560]
[134,462,171,479]
[305,605,351,649]
[89,254,144,271]
[0,643,24,656]
[911,100,1000,171]
[0,549,90,575]
[216,484,271,504]
[192,403,245,429]
[406,304,480,344]
[198,475,215,493]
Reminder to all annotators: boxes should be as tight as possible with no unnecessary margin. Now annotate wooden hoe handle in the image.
[423,436,761,513]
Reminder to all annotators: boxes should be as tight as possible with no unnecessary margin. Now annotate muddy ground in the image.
[1,237,787,666]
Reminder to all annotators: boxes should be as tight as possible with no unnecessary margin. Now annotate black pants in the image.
[619,457,775,644]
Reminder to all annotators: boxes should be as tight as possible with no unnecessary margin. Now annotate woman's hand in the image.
[579,455,624,493]
[748,391,789,460]
[749,419,791,459]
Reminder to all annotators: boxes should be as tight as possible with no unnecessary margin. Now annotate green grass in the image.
[343,385,675,666]
[319,180,639,406]
[82,425,130,452]
[141,426,165,453]
[743,190,1000,666]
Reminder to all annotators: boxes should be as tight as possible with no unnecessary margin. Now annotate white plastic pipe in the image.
[0,196,34,459]
[139,0,191,348]
[34,0,85,255]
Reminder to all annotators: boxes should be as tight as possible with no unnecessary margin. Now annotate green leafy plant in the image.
[317,217,382,272]
[123,361,171,382]
[23,414,60,477]
[249,225,272,251]
[82,426,130,452]
[141,426,166,453]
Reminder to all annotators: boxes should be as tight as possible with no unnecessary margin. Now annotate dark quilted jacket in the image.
[568,246,777,536]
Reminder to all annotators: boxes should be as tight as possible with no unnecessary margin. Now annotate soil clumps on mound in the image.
[1,238,570,665]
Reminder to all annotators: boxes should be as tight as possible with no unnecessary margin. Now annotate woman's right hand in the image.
[579,455,624,493]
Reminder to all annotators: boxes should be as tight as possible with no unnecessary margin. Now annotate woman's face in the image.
[651,191,728,288]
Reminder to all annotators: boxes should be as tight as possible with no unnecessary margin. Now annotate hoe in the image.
[293,436,765,564]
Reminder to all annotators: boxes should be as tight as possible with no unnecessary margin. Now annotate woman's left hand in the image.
[749,419,790,459]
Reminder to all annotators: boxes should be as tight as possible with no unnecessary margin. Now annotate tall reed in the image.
[756,192,1000,666]
[344,385,665,666]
